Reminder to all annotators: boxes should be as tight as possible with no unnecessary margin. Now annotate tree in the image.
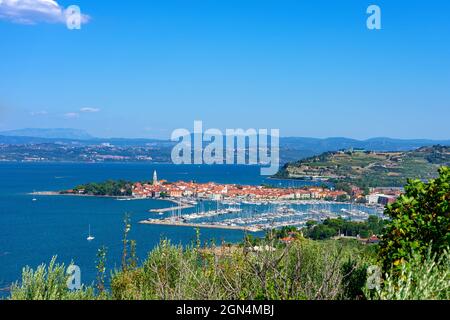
[367,215,385,235]
[337,194,350,202]
[306,220,318,229]
[379,166,450,272]
[74,180,132,196]
[306,224,337,240]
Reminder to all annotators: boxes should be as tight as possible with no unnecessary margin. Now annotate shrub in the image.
[109,238,372,300]
[367,248,450,300]
[9,257,95,300]
[379,166,450,272]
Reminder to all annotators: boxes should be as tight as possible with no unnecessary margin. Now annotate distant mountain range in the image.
[0,128,94,140]
[0,128,171,147]
[0,128,449,163]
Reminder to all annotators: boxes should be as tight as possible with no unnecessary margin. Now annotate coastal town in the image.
[132,171,348,201]
[131,171,401,206]
[49,170,400,233]
[130,171,394,232]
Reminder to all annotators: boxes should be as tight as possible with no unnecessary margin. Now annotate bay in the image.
[0,162,316,294]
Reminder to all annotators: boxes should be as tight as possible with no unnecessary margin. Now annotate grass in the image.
[8,239,449,300]
[8,238,375,301]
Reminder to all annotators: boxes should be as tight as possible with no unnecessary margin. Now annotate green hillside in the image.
[276,145,450,188]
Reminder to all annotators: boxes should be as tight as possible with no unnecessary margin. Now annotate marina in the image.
[149,201,195,213]
[140,219,261,233]
[141,199,384,232]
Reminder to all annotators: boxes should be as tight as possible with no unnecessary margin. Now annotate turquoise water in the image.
[0,162,317,293]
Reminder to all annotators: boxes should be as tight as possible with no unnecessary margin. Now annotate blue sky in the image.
[0,0,449,139]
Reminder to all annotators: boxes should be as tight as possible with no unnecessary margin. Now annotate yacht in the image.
[87,225,95,241]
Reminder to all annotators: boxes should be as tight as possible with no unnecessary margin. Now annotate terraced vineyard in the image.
[276,145,450,188]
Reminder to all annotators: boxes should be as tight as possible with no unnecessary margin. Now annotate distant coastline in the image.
[30,191,131,199]
[29,191,181,205]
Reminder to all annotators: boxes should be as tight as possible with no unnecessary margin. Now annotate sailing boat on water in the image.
[87,225,95,241]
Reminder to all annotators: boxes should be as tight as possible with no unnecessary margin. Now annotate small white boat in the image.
[32,198,37,202]
[87,225,95,241]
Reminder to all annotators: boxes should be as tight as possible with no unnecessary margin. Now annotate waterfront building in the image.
[366,193,397,205]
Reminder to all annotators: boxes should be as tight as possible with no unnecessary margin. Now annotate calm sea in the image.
[0,162,317,294]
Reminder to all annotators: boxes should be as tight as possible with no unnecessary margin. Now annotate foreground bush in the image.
[9,257,95,300]
[367,248,450,300]
[9,239,449,300]
[9,239,371,300]
[380,166,450,272]
[110,239,370,300]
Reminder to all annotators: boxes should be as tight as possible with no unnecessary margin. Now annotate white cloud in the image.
[0,0,90,25]
[80,107,100,113]
[64,112,79,119]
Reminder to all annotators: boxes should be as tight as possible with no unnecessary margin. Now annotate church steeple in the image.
[153,170,158,185]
